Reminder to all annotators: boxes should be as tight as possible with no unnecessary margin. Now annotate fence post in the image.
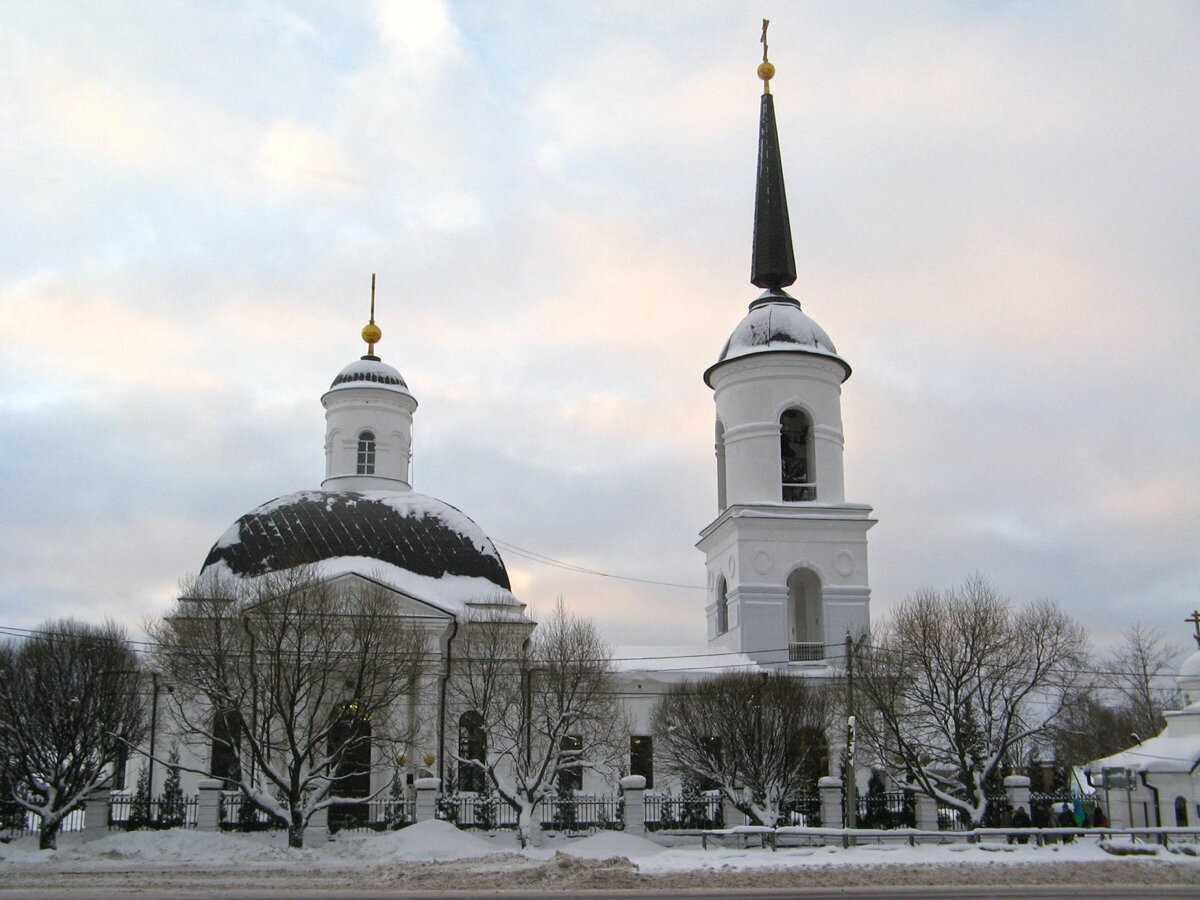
[413,777,440,823]
[914,791,939,839]
[1004,775,1030,821]
[306,804,329,845]
[620,775,646,834]
[196,781,222,832]
[722,790,744,829]
[81,788,111,842]
[818,776,842,832]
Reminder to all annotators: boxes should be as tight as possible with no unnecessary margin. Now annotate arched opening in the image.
[715,576,729,635]
[356,430,376,475]
[329,704,372,832]
[715,420,727,510]
[780,409,814,501]
[1176,795,1189,826]
[458,710,487,794]
[786,568,823,661]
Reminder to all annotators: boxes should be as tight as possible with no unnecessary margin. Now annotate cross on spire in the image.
[1187,610,1200,648]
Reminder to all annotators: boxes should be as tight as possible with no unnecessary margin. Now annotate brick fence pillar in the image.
[1004,774,1031,819]
[81,788,111,842]
[619,775,646,834]
[818,776,842,831]
[306,803,328,845]
[196,780,223,832]
[414,777,440,823]
[914,791,940,836]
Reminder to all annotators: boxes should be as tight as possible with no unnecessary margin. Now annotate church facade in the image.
[147,46,873,805]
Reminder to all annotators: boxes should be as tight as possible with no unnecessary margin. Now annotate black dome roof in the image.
[200,490,510,590]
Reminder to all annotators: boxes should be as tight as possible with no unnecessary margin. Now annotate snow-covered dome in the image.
[200,490,512,600]
[326,357,412,397]
[706,291,850,386]
[1179,648,1200,707]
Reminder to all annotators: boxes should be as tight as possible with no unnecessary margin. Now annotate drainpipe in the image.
[437,619,459,787]
[1138,771,1162,829]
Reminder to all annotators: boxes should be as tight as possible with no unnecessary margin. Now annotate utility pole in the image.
[843,632,858,844]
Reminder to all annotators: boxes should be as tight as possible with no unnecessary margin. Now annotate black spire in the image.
[750,24,796,293]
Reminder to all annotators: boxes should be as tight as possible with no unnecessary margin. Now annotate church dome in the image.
[705,292,850,386]
[200,489,511,593]
[326,357,412,396]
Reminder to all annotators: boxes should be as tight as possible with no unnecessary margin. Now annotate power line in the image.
[493,540,705,590]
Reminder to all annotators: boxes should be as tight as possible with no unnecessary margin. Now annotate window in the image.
[356,430,376,475]
[558,735,583,792]
[329,706,372,831]
[780,409,814,501]
[715,576,729,635]
[630,735,653,789]
[458,711,487,793]
[1176,796,1189,827]
[112,746,128,791]
[211,709,241,786]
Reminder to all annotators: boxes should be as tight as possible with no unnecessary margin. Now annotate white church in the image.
[155,46,873,802]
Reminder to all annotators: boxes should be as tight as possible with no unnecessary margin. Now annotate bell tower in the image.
[698,30,873,667]
[321,276,418,492]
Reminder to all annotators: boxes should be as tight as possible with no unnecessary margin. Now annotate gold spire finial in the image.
[362,273,382,356]
[758,19,775,93]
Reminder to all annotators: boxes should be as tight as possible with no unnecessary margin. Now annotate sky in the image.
[1,1,1198,662]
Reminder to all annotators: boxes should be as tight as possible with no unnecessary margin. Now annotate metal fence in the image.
[645,792,723,831]
[0,807,86,840]
[855,791,913,829]
[219,792,284,831]
[435,793,622,832]
[108,795,199,830]
[328,798,415,833]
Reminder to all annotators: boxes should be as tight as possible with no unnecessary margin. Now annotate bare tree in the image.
[652,671,834,827]
[447,600,622,847]
[150,566,428,848]
[0,620,146,849]
[856,577,1086,826]
[1102,624,1179,739]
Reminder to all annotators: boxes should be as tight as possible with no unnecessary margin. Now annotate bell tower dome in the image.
[698,30,874,667]
[321,276,418,492]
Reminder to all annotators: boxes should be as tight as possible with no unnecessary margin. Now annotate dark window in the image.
[630,735,653,789]
[330,712,371,799]
[458,711,487,793]
[697,737,722,791]
[780,409,814,501]
[559,735,583,792]
[112,745,128,791]
[211,709,241,786]
[1176,796,1189,827]
[715,576,729,635]
[356,431,376,475]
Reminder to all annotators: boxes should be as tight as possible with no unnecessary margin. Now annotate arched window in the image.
[780,409,814,501]
[356,430,376,475]
[458,711,487,794]
[786,568,823,661]
[1176,795,1189,826]
[715,576,729,635]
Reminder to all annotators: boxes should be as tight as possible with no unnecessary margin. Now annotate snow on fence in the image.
[328,798,416,833]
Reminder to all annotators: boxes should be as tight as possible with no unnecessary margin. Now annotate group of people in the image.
[1008,799,1108,843]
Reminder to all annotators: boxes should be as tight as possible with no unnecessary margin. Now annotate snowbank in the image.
[554,830,665,861]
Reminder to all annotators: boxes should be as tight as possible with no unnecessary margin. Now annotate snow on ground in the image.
[2,828,1199,894]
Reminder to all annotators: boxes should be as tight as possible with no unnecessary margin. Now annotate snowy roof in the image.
[613,645,764,676]
[705,292,849,386]
[324,357,412,397]
[200,490,511,600]
[1084,717,1200,775]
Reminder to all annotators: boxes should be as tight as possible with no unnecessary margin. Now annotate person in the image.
[1031,801,1052,845]
[1057,802,1076,843]
[1010,805,1031,844]
[1092,806,1109,829]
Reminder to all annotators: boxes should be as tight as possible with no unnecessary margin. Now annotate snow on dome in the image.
[707,292,849,385]
[326,357,411,395]
[200,489,510,593]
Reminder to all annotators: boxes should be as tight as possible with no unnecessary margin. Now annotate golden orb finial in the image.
[759,19,775,94]
[363,273,382,356]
